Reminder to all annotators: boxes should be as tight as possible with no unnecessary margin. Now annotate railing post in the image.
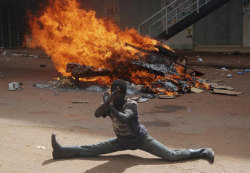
[197,0,199,13]
[165,8,168,34]
[175,8,178,23]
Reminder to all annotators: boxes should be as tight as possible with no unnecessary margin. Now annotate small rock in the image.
[40,64,46,68]
[36,146,46,150]
[2,51,8,56]
[237,72,244,75]
[221,67,227,71]
[131,96,140,101]
[137,98,149,103]
[197,58,203,62]
[142,93,156,99]
[226,74,232,78]
[53,92,59,96]
[9,82,23,91]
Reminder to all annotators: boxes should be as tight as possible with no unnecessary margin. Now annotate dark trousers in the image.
[74,136,190,161]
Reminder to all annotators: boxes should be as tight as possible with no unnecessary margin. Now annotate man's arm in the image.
[94,87,120,118]
[108,104,136,123]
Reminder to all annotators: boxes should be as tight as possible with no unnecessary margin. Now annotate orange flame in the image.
[27,0,169,72]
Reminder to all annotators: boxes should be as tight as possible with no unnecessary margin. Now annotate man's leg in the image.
[52,134,125,159]
[140,136,214,163]
[140,136,190,161]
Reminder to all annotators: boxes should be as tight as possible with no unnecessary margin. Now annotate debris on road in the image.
[40,64,47,68]
[53,92,59,96]
[35,146,46,150]
[210,83,233,90]
[131,96,140,101]
[212,89,242,96]
[191,87,204,93]
[197,57,203,62]
[142,93,156,99]
[8,82,23,91]
[72,100,89,104]
[158,95,176,99]
[137,98,149,103]
[57,77,76,89]
[237,72,244,75]
[226,74,233,78]
[221,67,228,71]
[33,83,51,89]
[86,85,103,92]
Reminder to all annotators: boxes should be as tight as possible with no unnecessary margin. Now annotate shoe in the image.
[189,148,214,164]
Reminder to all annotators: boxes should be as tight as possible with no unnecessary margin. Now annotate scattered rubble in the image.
[53,92,59,96]
[220,67,228,71]
[158,95,176,99]
[237,72,244,75]
[33,83,51,89]
[142,93,156,99]
[210,83,233,90]
[226,74,233,78]
[8,82,23,91]
[131,96,140,101]
[137,98,149,103]
[72,100,89,104]
[40,64,47,68]
[197,57,203,62]
[1,51,39,58]
[36,146,46,150]
[86,86,103,92]
[212,89,242,96]
[191,87,204,93]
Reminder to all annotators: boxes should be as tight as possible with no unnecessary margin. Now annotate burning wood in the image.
[125,43,204,76]
[66,63,112,78]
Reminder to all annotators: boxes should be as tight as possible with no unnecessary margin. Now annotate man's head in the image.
[111,79,127,105]
[111,79,127,94]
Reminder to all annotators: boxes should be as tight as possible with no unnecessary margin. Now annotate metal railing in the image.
[138,0,210,38]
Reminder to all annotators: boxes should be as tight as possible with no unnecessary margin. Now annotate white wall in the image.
[165,26,193,49]
[243,10,250,47]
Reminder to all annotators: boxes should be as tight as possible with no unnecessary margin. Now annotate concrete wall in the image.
[193,0,243,46]
[103,0,120,25]
[119,0,161,30]
[81,0,104,17]
[243,5,250,47]
[165,26,193,49]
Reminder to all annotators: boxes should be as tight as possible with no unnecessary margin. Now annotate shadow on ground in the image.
[42,154,194,173]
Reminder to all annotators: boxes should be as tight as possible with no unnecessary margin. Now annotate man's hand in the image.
[95,86,120,118]
[107,86,121,103]
[102,91,110,103]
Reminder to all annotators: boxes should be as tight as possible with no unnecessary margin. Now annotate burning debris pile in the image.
[27,0,210,97]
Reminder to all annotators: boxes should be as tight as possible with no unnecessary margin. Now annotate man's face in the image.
[111,85,126,104]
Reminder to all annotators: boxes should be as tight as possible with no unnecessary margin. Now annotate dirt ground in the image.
[0,50,250,173]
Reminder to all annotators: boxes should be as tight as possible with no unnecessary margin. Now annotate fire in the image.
[27,0,208,95]
[27,0,168,73]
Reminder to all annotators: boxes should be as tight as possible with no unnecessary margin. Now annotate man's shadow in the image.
[42,154,191,173]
